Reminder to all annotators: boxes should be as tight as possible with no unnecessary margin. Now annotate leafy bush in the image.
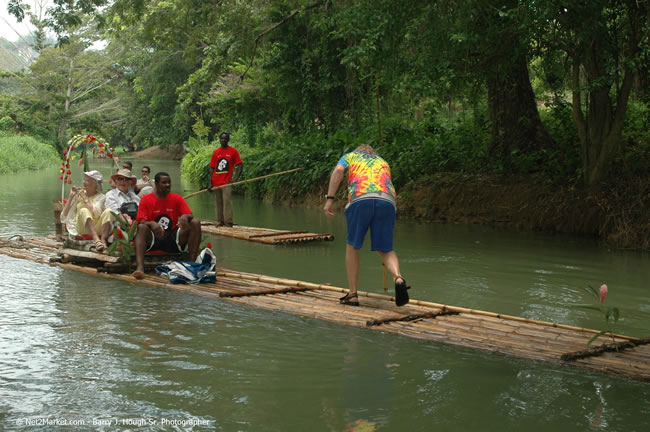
[0,116,15,131]
[621,99,650,174]
[537,100,581,178]
[378,110,490,186]
[182,111,494,201]
[0,134,60,174]
[181,144,214,188]
[181,134,259,188]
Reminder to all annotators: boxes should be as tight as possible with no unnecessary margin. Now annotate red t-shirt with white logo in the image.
[136,192,192,233]
[209,146,242,186]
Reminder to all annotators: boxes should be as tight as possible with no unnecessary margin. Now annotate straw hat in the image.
[111,168,137,186]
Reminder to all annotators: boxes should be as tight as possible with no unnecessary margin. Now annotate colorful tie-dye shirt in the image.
[337,151,396,202]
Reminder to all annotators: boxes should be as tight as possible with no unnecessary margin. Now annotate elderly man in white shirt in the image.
[105,168,141,227]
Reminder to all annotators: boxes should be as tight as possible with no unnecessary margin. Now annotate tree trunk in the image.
[487,55,555,169]
[57,58,74,146]
[572,38,634,185]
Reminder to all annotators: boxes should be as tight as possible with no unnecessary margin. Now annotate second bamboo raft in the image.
[201,221,334,244]
[0,234,648,382]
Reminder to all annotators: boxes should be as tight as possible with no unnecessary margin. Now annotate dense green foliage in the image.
[2,0,649,187]
[0,132,60,174]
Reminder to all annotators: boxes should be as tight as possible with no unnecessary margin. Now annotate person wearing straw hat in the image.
[323,144,410,307]
[105,168,141,227]
[60,170,111,253]
[208,132,242,227]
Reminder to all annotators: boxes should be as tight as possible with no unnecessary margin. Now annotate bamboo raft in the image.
[201,221,334,244]
[1,234,649,382]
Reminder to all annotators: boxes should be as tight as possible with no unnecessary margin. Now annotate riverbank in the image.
[293,173,650,251]
[125,145,186,160]
[126,147,649,250]
[0,133,59,174]
[400,173,649,250]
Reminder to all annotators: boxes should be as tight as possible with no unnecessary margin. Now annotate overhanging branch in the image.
[239,1,325,83]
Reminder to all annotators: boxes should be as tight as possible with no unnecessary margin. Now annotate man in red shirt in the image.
[208,132,243,227]
[132,172,202,279]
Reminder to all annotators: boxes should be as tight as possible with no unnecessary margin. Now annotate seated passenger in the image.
[135,165,154,196]
[132,172,201,279]
[105,168,140,229]
[60,170,111,252]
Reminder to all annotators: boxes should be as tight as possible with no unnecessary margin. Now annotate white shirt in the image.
[105,188,140,214]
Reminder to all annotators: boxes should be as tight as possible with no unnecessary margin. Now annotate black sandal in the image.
[339,293,360,306]
[394,278,410,306]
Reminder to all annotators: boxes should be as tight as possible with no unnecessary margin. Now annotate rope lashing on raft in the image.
[0,235,27,249]
[219,286,313,297]
[366,310,459,327]
[561,337,650,361]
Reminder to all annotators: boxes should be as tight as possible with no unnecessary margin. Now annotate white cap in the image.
[84,170,104,190]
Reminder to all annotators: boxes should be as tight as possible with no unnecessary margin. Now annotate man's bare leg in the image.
[179,218,202,261]
[345,244,361,298]
[377,250,403,283]
[132,225,150,279]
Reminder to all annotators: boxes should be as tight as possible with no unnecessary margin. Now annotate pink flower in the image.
[600,284,608,304]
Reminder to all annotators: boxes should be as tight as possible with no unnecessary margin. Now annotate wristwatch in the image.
[325,195,336,200]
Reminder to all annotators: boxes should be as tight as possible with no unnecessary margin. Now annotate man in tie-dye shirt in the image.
[324,145,410,307]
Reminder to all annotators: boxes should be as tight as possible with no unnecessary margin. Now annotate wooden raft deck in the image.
[1,235,649,382]
[201,221,334,244]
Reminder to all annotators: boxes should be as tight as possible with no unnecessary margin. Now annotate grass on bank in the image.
[0,131,60,175]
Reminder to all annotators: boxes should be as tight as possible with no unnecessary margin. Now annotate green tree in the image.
[538,0,649,184]
[20,23,125,147]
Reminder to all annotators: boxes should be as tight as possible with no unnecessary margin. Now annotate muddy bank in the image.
[293,173,650,250]
[397,173,650,250]
[124,145,186,160]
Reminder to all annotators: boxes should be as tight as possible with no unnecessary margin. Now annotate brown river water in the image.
[0,159,648,431]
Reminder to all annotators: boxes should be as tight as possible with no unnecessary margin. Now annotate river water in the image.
[0,159,648,431]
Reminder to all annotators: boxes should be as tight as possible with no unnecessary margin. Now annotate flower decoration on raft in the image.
[59,134,120,201]
[107,218,138,268]
[577,284,621,347]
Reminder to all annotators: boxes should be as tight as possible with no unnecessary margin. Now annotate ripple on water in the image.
[0,256,63,413]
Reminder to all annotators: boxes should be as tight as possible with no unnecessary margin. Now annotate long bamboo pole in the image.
[183,167,304,200]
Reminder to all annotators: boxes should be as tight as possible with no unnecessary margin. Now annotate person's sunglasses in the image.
[116,177,129,181]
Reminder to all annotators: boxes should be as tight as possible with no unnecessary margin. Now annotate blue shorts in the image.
[344,199,396,252]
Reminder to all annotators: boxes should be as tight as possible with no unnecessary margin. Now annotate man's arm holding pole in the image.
[207,167,215,191]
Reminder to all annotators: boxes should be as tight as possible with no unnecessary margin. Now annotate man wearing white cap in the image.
[60,170,111,252]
